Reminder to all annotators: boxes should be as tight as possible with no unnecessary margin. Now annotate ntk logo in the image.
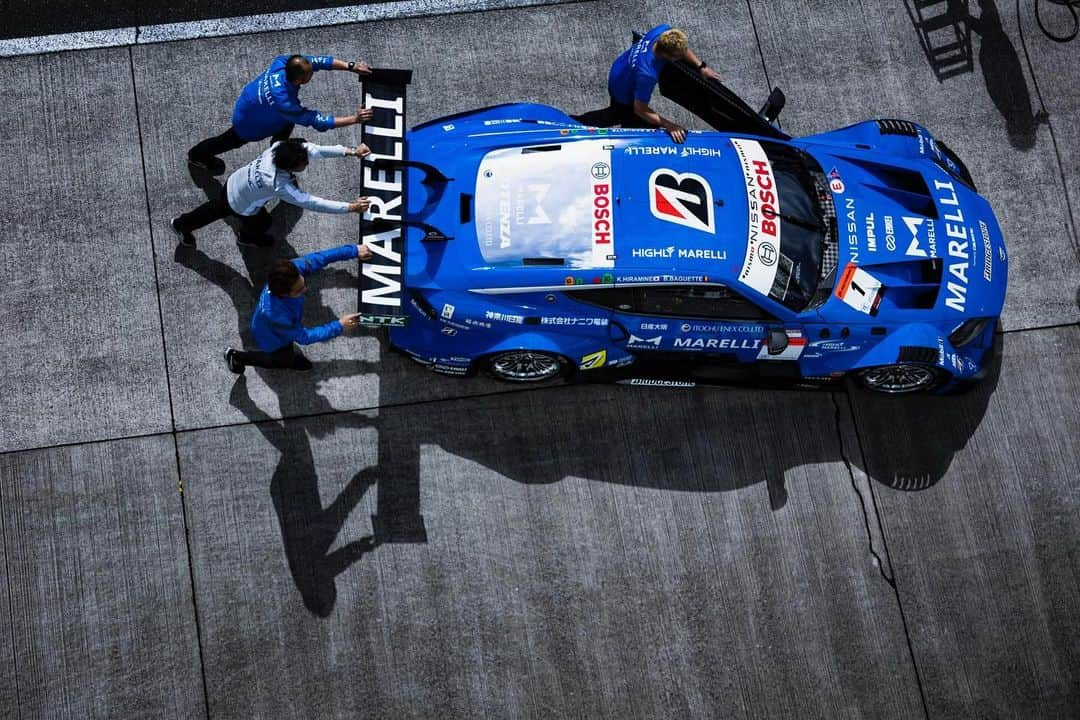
[649,169,715,234]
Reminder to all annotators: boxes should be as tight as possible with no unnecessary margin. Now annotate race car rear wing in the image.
[631,30,790,141]
[358,68,412,327]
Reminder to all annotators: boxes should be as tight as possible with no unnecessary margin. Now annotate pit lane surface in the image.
[0,1,1077,717]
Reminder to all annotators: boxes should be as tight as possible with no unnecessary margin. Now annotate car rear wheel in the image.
[854,363,946,394]
[486,350,567,382]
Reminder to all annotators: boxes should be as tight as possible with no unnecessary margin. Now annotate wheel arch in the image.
[846,323,952,376]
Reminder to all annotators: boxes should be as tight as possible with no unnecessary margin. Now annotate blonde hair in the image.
[655,28,689,57]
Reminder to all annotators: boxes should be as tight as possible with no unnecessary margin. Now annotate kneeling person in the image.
[172,139,371,248]
[225,243,374,373]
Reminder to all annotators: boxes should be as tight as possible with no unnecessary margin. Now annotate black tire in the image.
[484,350,568,382]
[853,363,948,394]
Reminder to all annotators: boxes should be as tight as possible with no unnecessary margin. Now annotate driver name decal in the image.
[731,139,782,296]
[649,169,715,234]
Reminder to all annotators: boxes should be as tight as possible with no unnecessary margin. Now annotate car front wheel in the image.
[854,363,946,394]
[485,350,567,382]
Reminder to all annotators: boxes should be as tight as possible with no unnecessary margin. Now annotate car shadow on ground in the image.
[844,330,1003,490]
[373,334,1001,501]
[358,329,1002,589]
[175,178,1003,615]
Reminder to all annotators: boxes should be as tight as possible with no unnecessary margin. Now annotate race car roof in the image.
[471,137,748,280]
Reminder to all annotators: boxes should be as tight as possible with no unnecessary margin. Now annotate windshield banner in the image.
[731,138,782,296]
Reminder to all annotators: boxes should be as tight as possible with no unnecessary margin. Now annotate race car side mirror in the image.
[767,329,789,356]
[758,87,786,124]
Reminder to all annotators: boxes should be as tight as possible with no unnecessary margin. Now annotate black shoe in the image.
[188,154,226,175]
[170,217,196,247]
[291,351,313,371]
[225,348,245,374]
[237,234,274,248]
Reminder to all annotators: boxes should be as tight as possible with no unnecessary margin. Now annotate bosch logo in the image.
[591,162,610,180]
[593,182,612,245]
[681,323,691,332]
[758,241,777,266]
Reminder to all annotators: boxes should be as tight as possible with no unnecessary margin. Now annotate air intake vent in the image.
[897,346,939,364]
[876,119,919,136]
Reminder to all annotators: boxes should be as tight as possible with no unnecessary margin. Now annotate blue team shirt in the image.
[608,24,672,106]
[232,54,337,141]
[251,244,358,351]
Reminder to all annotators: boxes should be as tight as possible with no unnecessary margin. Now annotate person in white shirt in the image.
[171,139,371,248]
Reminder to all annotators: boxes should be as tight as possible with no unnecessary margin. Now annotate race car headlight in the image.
[948,317,991,347]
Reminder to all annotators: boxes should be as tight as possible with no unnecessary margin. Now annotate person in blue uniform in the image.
[225,243,373,373]
[188,54,374,174]
[573,25,721,143]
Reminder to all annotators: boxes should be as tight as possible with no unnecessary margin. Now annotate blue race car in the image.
[357,76,1006,394]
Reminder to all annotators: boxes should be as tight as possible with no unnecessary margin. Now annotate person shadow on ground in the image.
[971,0,1049,150]
[230,378,380,617]
[174,215,381,617]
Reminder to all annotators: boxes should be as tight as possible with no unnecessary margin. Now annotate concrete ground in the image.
[1,0,1078,718]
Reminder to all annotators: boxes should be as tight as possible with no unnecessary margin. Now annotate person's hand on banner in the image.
[354,107,374,125]
[348,196,371,213]
[350,59,372,75]
[349,143,371,159]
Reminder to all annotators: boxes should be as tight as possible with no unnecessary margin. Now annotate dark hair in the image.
[284,54,311,83]
[268,259,301,296]
[272,138,309,171]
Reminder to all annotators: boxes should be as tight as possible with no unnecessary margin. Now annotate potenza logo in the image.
[649,169,715,234]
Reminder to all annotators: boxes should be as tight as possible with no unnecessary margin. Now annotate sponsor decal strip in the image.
[358,69,411,326]
[934,179,972,312]
[591,156,615,267]
[730,138,782,295]
[756,329,807,361]
[470,281,724,294]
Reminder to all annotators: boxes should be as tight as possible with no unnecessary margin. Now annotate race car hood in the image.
[808,148,1008,320]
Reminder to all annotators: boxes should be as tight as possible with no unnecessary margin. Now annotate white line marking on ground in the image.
[0,0,579,58]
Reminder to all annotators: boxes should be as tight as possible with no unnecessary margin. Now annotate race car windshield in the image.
[732,137,834,312]
[759,142,831,312]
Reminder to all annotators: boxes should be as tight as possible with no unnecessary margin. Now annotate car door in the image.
[567,283,801,372]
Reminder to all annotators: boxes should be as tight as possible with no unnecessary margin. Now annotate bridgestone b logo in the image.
[649,169,715,234]
[358,69,411,327]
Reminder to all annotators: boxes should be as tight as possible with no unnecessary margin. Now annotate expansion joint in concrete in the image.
[834,389,930,720]
[127,46,212,720]
[829,391,893,587]
[1002,321,1080,334]
[743,0,774,97]
[0,479,22,717]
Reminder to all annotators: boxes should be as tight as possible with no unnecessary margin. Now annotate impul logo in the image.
[648,169,715,234]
